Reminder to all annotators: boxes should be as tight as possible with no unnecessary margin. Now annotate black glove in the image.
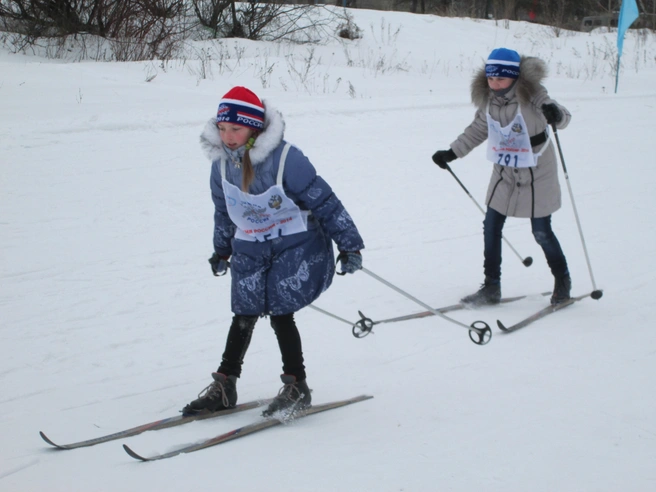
[209,252,230,276]
[337,251,362,275]
[541,103,563,125]
[432,149,457,169]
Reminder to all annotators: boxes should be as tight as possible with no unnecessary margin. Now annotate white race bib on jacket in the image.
[486,103,549,168]
[221,144,309,242]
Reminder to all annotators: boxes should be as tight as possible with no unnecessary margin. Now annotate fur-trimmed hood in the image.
[200,101,286,164]
[471,56,548,109]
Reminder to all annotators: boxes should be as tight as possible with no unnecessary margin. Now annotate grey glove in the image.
[337,251,362,275]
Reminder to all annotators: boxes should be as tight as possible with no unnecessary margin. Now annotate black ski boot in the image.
[550,274,572,305]
[461,278,501,306]
[262,375,311,418]
[182,372,237,416]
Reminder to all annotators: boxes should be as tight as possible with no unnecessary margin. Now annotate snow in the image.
[2,7,655,491]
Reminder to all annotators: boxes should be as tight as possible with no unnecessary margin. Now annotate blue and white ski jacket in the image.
[200,103,364,316]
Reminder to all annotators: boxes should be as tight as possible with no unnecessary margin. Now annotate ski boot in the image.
[461,278,501,306]
[262,375,311,418]
[550,274,572,305]
[182,372,237,416]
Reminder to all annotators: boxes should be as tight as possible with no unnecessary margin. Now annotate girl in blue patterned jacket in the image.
[183,87,364,417]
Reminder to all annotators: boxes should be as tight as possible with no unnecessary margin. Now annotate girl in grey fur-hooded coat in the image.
[450,55,571,218]
[432,49,572,307]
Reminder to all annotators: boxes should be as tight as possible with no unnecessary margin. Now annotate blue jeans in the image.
[483,207,569,283]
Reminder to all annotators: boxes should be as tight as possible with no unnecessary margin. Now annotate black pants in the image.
[217,313,307,381]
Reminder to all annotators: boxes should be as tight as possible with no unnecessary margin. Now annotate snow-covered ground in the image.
[2,7,655,492]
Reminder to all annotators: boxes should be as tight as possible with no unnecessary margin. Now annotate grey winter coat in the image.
[200,103,364,316]
[449,57,571,218]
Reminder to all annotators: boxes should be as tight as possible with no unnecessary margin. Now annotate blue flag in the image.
[617,0,639,55]
[615,0,640,93]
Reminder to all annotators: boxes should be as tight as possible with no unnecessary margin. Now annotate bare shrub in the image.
[191,0,231,39]
[0,0,188,61]
[189,2,347,44]
[336,10,362,40]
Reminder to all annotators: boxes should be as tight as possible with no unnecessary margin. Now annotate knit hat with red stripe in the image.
[216,86,265,131]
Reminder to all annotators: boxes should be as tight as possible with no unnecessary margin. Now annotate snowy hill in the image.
[1,7,655,492]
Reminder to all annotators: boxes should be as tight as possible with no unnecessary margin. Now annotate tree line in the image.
[402,1,655,30]
[1,1,654,60]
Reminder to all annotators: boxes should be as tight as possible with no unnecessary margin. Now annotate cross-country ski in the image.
[123,395,373,461]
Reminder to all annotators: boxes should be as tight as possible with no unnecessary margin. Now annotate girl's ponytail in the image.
[241,135,257,192]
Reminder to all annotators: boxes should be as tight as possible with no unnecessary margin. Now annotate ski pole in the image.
[357,267,492,345]
[443,163,533,267]
[307,304,358,327]
[550,124,603,300]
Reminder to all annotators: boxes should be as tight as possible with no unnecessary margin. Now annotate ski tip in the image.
[39,431,64,449]
[123,444,149,462]
[350,395,374,404]
[496,320,509,332]
[39,431,54,445]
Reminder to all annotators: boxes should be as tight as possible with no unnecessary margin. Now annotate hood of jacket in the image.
[471,56,548,109]
[200,101,285,165]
